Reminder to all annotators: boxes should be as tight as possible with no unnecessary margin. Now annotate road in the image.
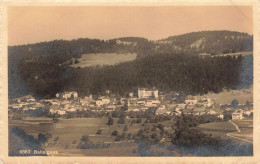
[226,120,253,144]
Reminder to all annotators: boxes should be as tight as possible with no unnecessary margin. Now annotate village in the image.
[8,88,253,120]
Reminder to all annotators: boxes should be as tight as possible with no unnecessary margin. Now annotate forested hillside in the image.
[157,31,253,55]
[16,53,244,98]
[64,54,243,97]
[8,30,253,98]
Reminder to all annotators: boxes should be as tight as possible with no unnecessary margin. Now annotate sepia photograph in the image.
[7,6,254,157]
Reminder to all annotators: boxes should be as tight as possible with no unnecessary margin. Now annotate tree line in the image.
[65,53,243,97]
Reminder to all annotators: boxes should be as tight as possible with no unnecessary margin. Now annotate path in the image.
[226,120,253,144]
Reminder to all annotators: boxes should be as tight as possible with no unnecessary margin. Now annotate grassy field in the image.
[231,119,253,142]
[71,53,137,68]
[197,119,253,144]
[9,117,147,156]
[9,117,253,156]
[196,121,237,140]
[195,86,253,105]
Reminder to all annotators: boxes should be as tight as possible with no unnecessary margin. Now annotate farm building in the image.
[232,109,244,120]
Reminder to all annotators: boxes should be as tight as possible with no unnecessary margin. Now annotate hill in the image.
[156,31,253,55]
[8,30,253,98]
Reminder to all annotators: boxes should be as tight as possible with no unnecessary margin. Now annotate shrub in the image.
[96,129,102,134]
[112,130,118,136]
[123,125,128,131]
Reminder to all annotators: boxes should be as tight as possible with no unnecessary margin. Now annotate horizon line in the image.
[8,30,252,47]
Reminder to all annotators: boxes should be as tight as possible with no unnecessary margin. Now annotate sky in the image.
[8,6,253,46]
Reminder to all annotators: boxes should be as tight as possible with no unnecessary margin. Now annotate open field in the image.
[71,53,137,68]
[9,117,253,156]
[196,121,237,140]
[197,119,253,144]
[216,51,253,57]
[230,119,253,143]
[9,117,147,156]
[195,86,253,105]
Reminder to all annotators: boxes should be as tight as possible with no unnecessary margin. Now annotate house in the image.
[232,109,244,120]
[156,109,171,115]
[67,107,76,112]
[57,110,66,115]
[158,105,166,110]
[83,95,93,101]
[146,99,160,107]
[217,114,224,119]
[106,105,116,111]
[119,98,126,104]
[80,99,90,106]
[137,100,146,106]
[49,104,60,114]
[177,103,186,109]
[137,88,159,99]
[128,107,140,112]
[208,109,217,115]
[141,107,149,111]
[101,98,110,105]
[95,100,103,106]
[57,91,78,99]
[22,95,36,102]
[185,99,198,105]
[193,107,206,115]
[129,92,134,97]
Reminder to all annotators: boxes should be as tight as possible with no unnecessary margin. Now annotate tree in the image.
[37,133,48,144]
[117,114,126,124]
[107,117,114,126]
[136,118,142,124]
[231,99,239,108]
[80,135,89,143]
[52,117,59,123]
[74,58,79,64]
[96,129,102,134]
[123,125,128,131]
[131,119,136,125]
[117,116,125,124]
[112,111,120,118]
[111,130,118,136]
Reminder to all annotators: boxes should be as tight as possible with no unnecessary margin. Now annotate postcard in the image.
[0,0,259,163]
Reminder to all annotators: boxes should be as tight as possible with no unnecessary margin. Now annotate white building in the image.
[217,114,224,119]
[137,88,158,99]
[57,110,66,115]
[146,99,161,107]
[101,98,110,105]
[96,100,103,106]
[177,103,186,109]
[185,99,198,105]
[232,109,244,120]
[137,100,146,106]
[156,109,171,115]
[57,91,78,99]
[129,92,134,97]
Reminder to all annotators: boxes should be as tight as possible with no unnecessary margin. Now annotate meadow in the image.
[70,53,137,68]
[9,117,253,156]
[195,86,253,105]
[9,117,146,156]
[196,119,253,144]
